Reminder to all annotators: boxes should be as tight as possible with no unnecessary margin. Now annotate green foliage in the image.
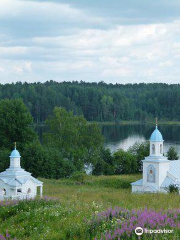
[92,147,114,176]
[21,141,76,179]
[70,171,87,183]
[113,149,138,174]
[166,146,179,160]
[1,81,180,123]
[128,141,150,170]
[166,184,179,194]
[44,107,104,170]
[0,99,37,149]
[93,142,150,176]
[0,148,11,172]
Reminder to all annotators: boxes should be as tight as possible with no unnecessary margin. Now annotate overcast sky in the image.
[1,0,180,84]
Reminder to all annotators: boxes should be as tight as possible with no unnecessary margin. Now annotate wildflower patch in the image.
[88,207,180,239]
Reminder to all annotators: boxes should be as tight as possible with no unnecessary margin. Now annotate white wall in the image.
[132,185,143,193]
[150,141,163,156]
[0,179,16,197]
[21,179,37,197]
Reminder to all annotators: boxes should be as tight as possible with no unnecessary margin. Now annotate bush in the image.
[166,184,180,194]
[166,146,179,160]
[92,147,114,176]
[70,171,87,183]
[128,141,149,171]
[113,149,138,174]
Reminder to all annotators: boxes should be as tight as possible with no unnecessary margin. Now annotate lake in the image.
[102,124,180,154]
[36,124,180,155]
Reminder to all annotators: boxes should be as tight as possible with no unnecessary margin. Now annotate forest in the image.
[0,81,180,123]
[0,97,177,179]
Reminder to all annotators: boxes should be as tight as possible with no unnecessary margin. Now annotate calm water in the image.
[36,124,180,154]
[102,124,180,154]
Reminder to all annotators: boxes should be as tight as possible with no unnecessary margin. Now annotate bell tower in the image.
[149,118,164,157]
[9,142,21,168]
[142,118,170,191]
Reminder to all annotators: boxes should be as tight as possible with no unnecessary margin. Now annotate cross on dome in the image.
[10,142,21,158]
[150,118,163,142]
[156,117,158,127]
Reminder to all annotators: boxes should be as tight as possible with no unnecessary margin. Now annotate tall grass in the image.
[1,175,180,239]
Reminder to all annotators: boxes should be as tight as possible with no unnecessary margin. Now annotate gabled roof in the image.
[161,176,176,188]
[0,167,43,187]
[169,160,180,182]
[131,179,143,186]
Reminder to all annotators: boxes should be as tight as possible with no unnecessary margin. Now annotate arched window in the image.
[160,144,162,154]
[27,188,31,194]
[147,165,155,183]
[152,144,155,154]
[2,188,6,195]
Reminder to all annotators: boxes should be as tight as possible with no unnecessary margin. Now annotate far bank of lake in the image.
[35,122,180,155]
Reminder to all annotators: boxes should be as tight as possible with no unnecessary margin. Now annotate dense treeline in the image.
[0,98,178,179]
[1,81,180,123]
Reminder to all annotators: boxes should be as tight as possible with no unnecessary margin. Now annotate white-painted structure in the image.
[131,124,180,193]
[0,146,43,200]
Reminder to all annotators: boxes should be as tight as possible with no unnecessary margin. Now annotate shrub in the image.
[70,171,87,183]
[166,146,179,160]
[166,184,180,194]
[113,149,138,174]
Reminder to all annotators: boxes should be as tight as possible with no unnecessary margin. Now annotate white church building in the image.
[0,144,43,200]
[131,124,180,193]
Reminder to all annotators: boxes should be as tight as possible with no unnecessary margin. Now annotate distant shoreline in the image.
[32,120,180,127]
[91,120,180,126]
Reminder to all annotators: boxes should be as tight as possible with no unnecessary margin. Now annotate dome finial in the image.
[14,142,16,150]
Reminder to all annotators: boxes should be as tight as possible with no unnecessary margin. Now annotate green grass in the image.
[1,175,180,240]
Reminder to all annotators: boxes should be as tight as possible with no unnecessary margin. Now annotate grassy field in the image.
[1,175,180,240]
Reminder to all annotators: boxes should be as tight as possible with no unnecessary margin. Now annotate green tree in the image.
[21,140,76,178]
[128,141,150,171]
[166,146,179,160]
[0,99,37,149]
[92,147,114,175]
[0,148,11,172]
[44,107,104,170]
[113,149,138,174]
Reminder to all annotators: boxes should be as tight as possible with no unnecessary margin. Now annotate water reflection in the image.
[35,124,180,155]
[102,124,180,154]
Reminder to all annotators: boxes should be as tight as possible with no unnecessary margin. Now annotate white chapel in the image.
[0,144,43,200]
[131,123,180,193]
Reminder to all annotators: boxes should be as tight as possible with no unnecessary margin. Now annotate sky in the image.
[0,0,180,84]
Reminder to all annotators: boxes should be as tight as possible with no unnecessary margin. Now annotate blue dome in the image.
[150,126,163,142]
[10,149,21,158]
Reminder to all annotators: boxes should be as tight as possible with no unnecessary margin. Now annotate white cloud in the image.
[0,1,180,83]
[102,68,132,78]
[0,46,27,56]
[159,60,173,67]
[24,61,32,72]
[0,67,4,72]
[13,66,23,73]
